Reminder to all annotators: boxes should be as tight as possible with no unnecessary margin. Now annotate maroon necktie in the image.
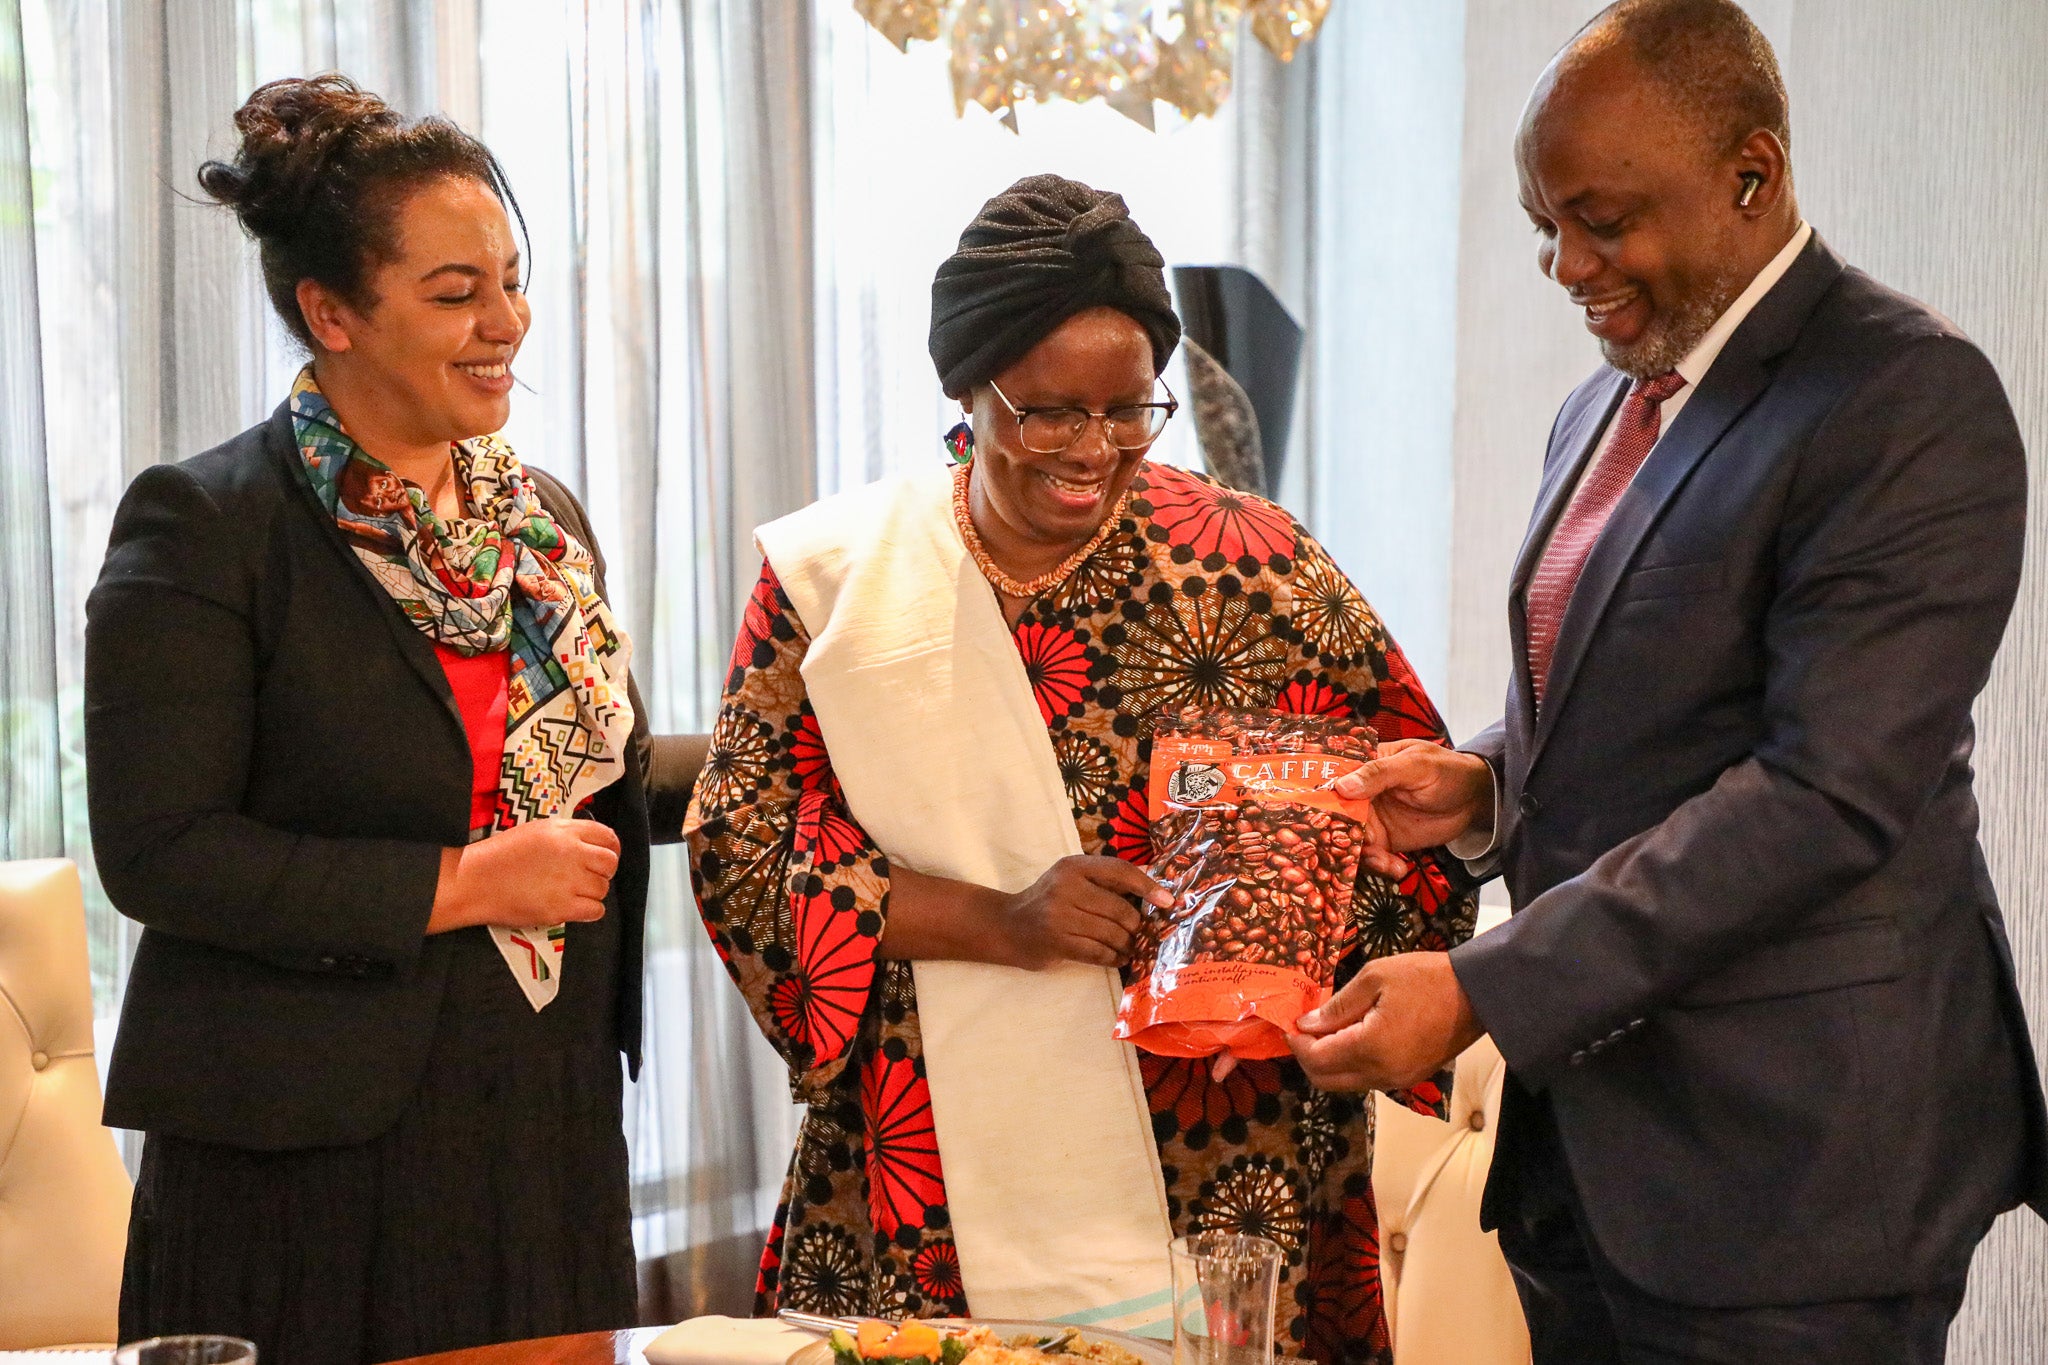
[1525,370,1688,709]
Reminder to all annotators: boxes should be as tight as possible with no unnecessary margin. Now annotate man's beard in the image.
[1600,266,1745,379]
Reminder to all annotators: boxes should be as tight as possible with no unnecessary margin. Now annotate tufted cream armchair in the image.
[0,858,131,1349]
[1370,898,1530,1365]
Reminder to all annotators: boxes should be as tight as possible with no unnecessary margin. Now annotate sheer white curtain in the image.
[1,0,60,865]
[474,0,812,1315]
[18,0,487,1055]
[6,0,1403,1321]
[21,0,263,1027]
[11,0,807,1317]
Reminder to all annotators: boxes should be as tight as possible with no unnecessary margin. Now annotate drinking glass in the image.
[115,1336,257,1365]
[1169,1231,1281,1365]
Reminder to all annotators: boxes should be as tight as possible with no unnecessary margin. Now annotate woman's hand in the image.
[430,816,622,933]
[995,854,1172,970]
[880,857,1170,969]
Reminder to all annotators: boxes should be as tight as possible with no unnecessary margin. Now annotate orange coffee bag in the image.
[1115,706,1379,1059]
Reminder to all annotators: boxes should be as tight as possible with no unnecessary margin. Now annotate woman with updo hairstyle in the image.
[86,75,693,1362]
[684,174,1476,1363]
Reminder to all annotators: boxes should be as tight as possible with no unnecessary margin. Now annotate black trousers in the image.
[1494,1099,1970,1365]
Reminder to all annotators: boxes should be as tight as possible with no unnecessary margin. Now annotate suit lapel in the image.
[266,402,466,739]
[1525,233,1849,771]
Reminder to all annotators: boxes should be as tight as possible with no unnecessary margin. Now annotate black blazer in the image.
[1451,234,2048,1306]
[87,401,691,1151]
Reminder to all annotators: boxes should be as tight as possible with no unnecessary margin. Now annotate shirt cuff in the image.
[1445,763,1502,865]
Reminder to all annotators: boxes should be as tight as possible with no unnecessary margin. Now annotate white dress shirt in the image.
[1448,222,1813,864]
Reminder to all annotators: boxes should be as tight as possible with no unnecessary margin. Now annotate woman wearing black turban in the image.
[686,176,1473,1365]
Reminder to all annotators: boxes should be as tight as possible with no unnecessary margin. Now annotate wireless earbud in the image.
[1737,172,1765,208]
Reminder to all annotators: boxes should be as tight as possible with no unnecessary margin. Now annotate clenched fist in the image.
[432,816,621,933]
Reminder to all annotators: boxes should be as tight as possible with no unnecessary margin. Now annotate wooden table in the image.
[384,1327,667,1365]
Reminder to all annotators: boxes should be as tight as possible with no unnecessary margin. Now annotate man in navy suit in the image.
[1297,1,2048,1359]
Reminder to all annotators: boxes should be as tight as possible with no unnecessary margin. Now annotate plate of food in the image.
[786,1316,1171,1365]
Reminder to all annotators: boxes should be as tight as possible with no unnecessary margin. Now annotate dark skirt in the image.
[119,918,636,1365]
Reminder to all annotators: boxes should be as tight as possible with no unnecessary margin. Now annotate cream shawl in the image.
[756,467,1174,1334]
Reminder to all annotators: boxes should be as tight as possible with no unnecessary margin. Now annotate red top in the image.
[434,644,511,832]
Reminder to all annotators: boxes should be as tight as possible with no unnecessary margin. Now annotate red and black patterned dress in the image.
[684,463,1476,1364]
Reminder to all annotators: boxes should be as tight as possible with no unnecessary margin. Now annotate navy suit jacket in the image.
[1450,234,2048,1306]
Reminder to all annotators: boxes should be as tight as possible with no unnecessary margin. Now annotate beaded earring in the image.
[944,420,975,465]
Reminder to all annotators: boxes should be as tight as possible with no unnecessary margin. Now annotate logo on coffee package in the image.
[1166,761,1227,806]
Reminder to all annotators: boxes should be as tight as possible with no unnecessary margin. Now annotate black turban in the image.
[929,174,1182,400]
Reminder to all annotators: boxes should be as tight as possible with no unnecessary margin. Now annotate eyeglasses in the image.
[986,378,1178,454]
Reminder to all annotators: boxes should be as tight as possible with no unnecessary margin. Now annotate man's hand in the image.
[1337,740,1495,877]
[1288,951,1484,1093]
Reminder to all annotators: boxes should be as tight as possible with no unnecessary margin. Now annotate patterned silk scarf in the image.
[291,367,635,1010]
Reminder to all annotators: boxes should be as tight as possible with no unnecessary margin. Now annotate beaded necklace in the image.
[950,463,1130,601]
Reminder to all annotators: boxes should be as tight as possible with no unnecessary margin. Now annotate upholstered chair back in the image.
[0,858,131,1349]
[1372,1033,1530,1363]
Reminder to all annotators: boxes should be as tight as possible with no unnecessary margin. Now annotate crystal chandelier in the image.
[854,1,1332,128]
